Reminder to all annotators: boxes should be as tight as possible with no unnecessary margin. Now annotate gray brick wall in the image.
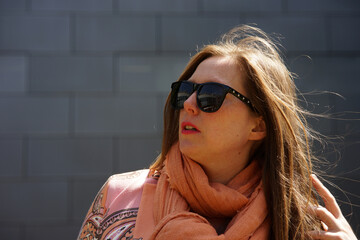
[161,16,241,51]
[331,16,360,51]
[0,56,26,92]
[245,16,328,51]
[290,57,360,95]
[0,181,68,222]
[0,15,70,51]
[30,55,113,92]
[28,137,114,176]
[75,95,159,134]
[118,55,188,92]
[75,16,157,51]
[116,0,197,12]
[31,0,113,12]
[0,96,69,134]
[0,0,359,239]
[202,0,282,12]
[0,138,22,176]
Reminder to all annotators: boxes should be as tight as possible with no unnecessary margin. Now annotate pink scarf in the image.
[148,143,270,239]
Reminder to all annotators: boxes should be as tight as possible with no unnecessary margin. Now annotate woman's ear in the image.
[249,116,266,141]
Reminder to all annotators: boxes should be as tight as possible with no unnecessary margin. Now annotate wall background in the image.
[0,0,359,239]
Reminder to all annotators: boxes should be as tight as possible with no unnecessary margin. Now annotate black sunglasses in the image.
[170,81,257,113]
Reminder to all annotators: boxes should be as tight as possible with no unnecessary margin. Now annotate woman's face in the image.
[178,56,265,181]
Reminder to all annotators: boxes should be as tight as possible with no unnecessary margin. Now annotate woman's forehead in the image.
[189,56,247,92]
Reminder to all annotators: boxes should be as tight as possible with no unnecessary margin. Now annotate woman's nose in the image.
[183,92,200,115]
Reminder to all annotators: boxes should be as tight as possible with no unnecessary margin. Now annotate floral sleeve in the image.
[77,170,148,240]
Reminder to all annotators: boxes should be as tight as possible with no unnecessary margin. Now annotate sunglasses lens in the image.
[171,82,193,109]
[198,84,225,112]
[171,82,227,113]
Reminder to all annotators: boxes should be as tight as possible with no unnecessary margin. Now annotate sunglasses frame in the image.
[170,81,257,113]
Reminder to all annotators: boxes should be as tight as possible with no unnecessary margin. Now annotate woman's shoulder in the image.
[110,169,149,179]
[77,169,154,239]
[107,169,150,189]
[104,169,151,204]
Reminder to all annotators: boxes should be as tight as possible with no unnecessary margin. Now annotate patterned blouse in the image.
[77,169,156,240]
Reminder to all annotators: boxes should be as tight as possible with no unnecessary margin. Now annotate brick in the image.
[296,94,336,136]
[0,139,22,176]
[331,17,360,51]
[0,56,26,92]
[203,0,281,12]
[290,56,360,136]
[0,96,69,134]
[76,16,156,51]
[335,139,360,174]
[72,179,107,220]
[288,0,360,12]
[0,181,67,221]
[333,94,360,135]
[31,0,112,11]
[162,16,240,51]
[245,16,327,51]
[287,55,317,92]
[0,226,21,240]
[117,0,197,12]
[117,136,162,172]
[289,57,360,95]
[30,55,112,92]
[75,95,158,134]
[0,0,26,11]
[0,15,70,51]
[334,93,360,114]
[118,55,189,92]
[28,137,113,176]
[25,225,80,240]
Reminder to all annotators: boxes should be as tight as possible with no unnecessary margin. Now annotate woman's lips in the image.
[181,121,200,134]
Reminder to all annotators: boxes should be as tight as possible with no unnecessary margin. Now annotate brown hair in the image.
[151,25,320,239]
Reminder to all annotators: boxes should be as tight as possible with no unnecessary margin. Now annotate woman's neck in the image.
[199,148,252,184]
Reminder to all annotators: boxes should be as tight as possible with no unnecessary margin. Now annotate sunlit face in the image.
[178,56,263,175]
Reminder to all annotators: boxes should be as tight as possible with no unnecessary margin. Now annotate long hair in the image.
[151,25,321,239]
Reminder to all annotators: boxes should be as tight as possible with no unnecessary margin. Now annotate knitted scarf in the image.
[149,143,270,240]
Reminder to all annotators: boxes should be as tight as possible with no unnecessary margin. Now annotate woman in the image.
[78,25,357,240]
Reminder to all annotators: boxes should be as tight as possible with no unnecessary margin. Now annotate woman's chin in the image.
[179,140,201,159]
